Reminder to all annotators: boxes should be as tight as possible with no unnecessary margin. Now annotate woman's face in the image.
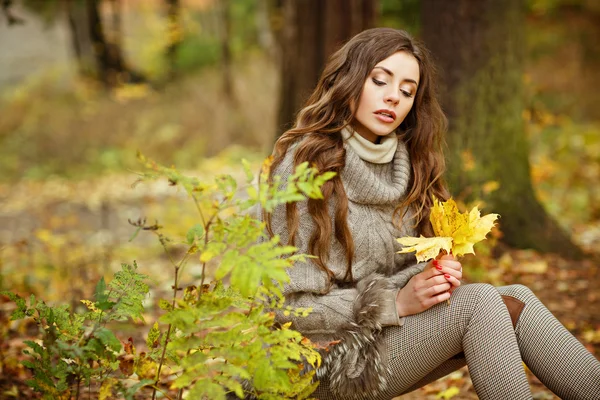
[352,51,420,143]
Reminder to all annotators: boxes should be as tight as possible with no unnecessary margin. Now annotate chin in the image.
[376,129,396,137]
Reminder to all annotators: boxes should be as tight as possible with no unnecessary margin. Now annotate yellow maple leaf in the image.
[452,206,499,257]
[430,197,470,238]
[397,197,499,261]
[397,236,453,263]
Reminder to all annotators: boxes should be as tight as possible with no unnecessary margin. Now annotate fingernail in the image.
[444,274,451,279]
[435,265,443,270]
[433,260,439,266]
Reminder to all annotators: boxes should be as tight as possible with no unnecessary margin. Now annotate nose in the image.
[384,90,400,106]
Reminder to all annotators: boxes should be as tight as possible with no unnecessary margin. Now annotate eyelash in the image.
[372,78,413,98]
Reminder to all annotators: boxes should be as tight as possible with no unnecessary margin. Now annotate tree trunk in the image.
[65,0,145,87]
[65,0,95,76]
[421,0,584,259]
[219,0,233,101]
[88,0,125,86]
[255,0,277,60]
[276,0,377,135]
[165,0,181,81]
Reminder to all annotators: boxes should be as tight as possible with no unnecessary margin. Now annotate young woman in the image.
[265,28,600,399]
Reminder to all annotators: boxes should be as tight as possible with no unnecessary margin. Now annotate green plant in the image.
[132,153,334,399]
[2,153,335,399]
[1,262,153,399]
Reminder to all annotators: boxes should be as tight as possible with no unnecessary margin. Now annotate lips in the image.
[374,109,396,123]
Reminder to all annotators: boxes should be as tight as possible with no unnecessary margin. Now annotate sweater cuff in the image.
[378,287,404,327]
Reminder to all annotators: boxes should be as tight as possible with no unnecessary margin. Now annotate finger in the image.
[425,290,451,308]
[428,263,462,280]
[444,274,461,288]
[436,258,462,271]
[439,253,457,261]
[425,282,452,297]
[427,274,451,286]
[423,261,445,278]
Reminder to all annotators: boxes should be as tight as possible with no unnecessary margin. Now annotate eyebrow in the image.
[373,66,419,87]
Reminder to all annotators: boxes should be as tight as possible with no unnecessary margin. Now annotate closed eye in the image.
[372,78,385,86]
[401,89,413,98]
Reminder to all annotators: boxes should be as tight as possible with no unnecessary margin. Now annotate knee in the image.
[454,283,507,325]
[458,283,503,305]
[500,284,537,303]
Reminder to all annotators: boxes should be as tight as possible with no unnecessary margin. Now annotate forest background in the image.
[0,0,599,399]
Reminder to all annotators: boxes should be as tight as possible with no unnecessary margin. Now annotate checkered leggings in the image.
[312,284,600,400]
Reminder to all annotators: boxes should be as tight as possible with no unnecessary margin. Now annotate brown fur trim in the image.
[317,273,397,398]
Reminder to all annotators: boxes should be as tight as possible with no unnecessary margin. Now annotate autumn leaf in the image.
[99,377,117,400]
[436,386,460,399]
[452,205,499,257]
[397,197,499,262]
[397,236,453,263]
[118,354,135,376]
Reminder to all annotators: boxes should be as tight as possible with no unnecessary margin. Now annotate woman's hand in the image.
[395,254,462,317]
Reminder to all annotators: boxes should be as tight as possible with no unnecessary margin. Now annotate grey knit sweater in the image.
[267,135,427,398]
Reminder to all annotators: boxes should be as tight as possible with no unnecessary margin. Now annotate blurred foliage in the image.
[379,0,420,33]
[20,0,62,28]
[527,112,600,226]
[0,55,276,181]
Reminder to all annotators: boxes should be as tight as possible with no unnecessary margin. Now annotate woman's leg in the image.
[312,283,532,400]
[399,354,466,395]
[497,284,600,400]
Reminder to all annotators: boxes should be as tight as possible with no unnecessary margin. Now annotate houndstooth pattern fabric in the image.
[312,284,600,400]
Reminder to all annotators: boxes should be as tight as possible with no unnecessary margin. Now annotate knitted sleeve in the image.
[276,263,427,335]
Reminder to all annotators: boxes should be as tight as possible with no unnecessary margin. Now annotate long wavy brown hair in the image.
[266,28,450,286]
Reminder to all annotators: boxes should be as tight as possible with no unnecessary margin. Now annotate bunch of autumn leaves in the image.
[397,197,499,262]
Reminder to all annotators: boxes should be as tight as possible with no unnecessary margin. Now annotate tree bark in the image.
[165,0,181,81]
[255,0,277,60]
[87,0,124,86]
[65,0,95,75]
[219,0,233,101]
[421,0,584,259]
[276,0,377,135]
[65,0,145,87]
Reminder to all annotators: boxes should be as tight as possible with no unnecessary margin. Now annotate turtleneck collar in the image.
[341,126,398,164]
[341,131,412,205]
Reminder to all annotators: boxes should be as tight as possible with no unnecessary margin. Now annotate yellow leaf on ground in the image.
[99,378,117,400]
[436,386,460,399]
[518,260,548,274]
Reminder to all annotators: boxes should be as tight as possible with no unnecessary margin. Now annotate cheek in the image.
[403,100,416,115]
[356,85,373,113]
